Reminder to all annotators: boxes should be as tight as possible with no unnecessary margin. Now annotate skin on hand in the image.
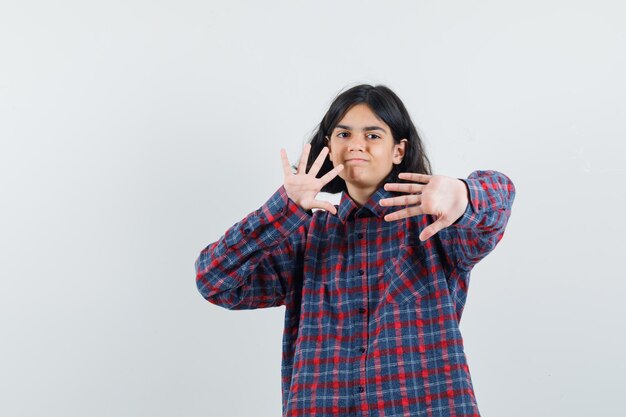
[280,144,344,215]
[379,172,469,241]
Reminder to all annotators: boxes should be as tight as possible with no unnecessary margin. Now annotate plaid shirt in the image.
[195,169,515,417]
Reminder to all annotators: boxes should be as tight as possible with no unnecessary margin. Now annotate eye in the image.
[336,132,349,138]
[367,133,381,139]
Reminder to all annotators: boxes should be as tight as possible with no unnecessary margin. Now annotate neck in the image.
[346,183,377,207]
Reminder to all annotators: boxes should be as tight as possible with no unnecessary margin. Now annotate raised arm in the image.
[447,170,516,270]
[380,169,516,270]
[195,186,312,310]
[194,144,344,310]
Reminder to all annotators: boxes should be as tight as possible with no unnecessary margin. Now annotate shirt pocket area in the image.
[381,244,432,305]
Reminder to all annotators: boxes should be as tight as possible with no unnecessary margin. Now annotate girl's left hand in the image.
[379,173,470,241]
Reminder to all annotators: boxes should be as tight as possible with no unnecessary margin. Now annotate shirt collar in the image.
[337,186,400,223]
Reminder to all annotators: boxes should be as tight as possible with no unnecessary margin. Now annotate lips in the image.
[345,158,368,163]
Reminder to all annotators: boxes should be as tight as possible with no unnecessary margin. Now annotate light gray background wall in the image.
[1,0,624,416]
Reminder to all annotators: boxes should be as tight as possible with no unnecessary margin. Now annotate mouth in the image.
[345,158,368,163]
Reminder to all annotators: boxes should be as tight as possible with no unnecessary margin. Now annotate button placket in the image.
[351,219,370,407]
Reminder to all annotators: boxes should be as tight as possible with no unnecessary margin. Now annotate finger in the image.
[384,182,425,194]
[297,143,312,174]
[308,146,330,177]
[280,148,293,177]
[319,163,344,185]
[379,194,421,207]
[383,205,424,222]
[304,199,338,215]
[398,172,431,183]
[419,218,450,241]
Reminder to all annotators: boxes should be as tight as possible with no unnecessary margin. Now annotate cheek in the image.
[372,148,392,163]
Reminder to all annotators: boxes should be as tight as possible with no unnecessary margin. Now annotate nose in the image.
[348,134,367,152]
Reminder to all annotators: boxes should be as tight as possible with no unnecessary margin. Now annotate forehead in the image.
[334,104,389,130]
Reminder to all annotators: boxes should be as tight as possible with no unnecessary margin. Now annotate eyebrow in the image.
[334,124,388,134]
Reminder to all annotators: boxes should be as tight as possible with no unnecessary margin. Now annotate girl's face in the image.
[327,103,406,201]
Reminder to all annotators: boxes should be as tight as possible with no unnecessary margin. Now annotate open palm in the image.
[280,144,344,215]
[380,172,469,241]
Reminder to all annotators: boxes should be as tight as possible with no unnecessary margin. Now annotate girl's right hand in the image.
[280,144,344,215]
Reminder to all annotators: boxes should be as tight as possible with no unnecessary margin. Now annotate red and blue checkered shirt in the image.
[195,169,515,417]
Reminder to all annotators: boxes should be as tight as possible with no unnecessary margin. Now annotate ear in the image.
[393,139,407,164]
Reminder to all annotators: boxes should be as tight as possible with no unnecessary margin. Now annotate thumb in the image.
[419,217,449,241]
[307,200,338,215]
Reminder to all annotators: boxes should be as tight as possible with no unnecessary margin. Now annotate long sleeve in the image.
[447,169,516,271]
[194,185,312,310]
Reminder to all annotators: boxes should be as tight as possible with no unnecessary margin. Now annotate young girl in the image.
[195,84,516,417]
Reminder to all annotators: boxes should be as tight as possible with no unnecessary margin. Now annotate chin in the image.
[346,178,377,189]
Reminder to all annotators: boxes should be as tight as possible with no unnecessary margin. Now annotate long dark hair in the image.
[305,84,432,194]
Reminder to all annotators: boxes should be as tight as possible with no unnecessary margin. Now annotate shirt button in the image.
[360,347,366,353]
[357,386,364,393]
[359,307,366,314]
[358,270,364,276]
[243,228,250,235]
[357,233,364,239]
